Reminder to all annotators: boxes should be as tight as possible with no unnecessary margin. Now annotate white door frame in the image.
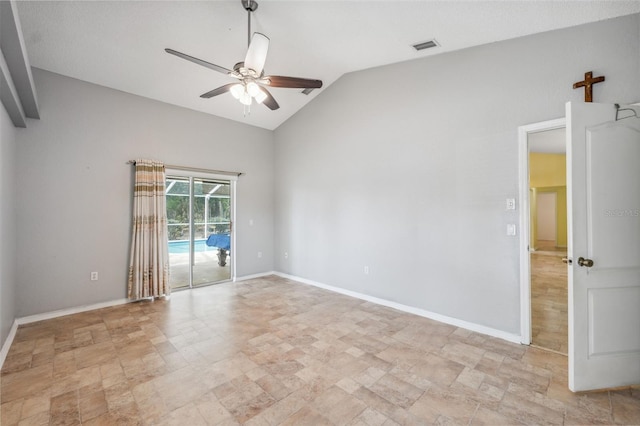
[518,117,566,344]
[166,168,238,286]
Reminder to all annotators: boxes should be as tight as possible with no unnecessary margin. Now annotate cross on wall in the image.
[573,71,605,103]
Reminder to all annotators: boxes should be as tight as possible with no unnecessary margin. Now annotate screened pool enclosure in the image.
[166,175,232,289]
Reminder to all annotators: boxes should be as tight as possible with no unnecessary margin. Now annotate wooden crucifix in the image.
[573,71,605,102]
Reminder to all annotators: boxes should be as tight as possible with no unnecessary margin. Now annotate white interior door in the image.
[537,192,557,242]
[567,101,640,391]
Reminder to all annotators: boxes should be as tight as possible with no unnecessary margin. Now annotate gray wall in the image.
[274,14,640,334]
[15,69,274,317]
[1,102,18,345]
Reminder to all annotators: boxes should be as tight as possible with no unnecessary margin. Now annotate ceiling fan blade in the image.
[200,83,238,99]
[259,87,279,110]
[244,33,269,76]
[165,48,232,75]
[261,75,323,89]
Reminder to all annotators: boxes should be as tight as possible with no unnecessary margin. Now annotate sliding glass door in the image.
[166,174,233,290]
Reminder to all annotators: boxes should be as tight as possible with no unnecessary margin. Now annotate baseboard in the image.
[0,319,19,370]
[16,298,130,326]
[235,271,277,282]
[273,272,522,345]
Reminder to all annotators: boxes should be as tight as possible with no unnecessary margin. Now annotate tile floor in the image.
[530,241,568,354]
[2,275,639,425]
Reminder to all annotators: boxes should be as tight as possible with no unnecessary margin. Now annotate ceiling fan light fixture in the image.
[246,81,260,97]
[239,91,252,105]
[230,84,244,99]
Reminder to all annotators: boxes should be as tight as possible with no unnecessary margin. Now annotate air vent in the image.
[301,88,315,95]
[412,39,439,51]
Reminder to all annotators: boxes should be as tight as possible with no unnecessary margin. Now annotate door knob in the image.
[562,257,572,265]
[578,257,594,267]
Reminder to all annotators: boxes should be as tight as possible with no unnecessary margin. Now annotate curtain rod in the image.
[126,160,242,177]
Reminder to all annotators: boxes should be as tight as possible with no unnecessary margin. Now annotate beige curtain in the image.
[127,159,170,299]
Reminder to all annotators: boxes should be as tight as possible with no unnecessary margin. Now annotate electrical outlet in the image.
[507,224,517,236]
[364,266,369,275]
[284,252,289,259]
[90,272,98,281]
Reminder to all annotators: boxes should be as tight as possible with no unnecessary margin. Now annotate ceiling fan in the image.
[165,0,323,111]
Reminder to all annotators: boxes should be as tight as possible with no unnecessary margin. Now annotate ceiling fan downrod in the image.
[242,0,258,47]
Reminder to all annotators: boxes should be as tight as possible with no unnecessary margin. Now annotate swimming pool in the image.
[168,239,216,254]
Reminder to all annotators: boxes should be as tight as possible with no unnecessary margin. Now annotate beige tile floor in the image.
[530,240,568,354]
[2,275,639,425]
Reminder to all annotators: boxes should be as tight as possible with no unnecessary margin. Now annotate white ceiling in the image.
[16,1,640,130]
[529,127,566,154]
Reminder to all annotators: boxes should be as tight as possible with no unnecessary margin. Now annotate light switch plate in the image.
[506,198,516,210]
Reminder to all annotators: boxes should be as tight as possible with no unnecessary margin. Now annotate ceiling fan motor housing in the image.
[242,0,258,12]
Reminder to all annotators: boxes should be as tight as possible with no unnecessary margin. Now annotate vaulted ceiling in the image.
[15,1,640,130]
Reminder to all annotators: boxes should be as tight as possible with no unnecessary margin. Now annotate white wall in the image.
[274,14,640,334]
[1,102,18,345]
[15,69,275,317]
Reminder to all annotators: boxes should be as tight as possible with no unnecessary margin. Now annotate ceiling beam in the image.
[0,48,26,127]
[0,0,39,123]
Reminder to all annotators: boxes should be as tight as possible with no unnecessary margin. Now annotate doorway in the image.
[518,118,568,353]
[166,173,234,290]
[529,129,568,354]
